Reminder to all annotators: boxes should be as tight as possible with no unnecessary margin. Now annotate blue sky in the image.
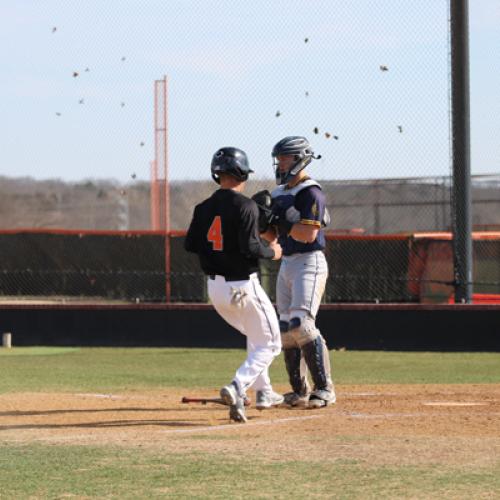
[1,1,498,182]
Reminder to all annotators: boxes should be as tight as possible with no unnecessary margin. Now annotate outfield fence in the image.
[0,229,499,304]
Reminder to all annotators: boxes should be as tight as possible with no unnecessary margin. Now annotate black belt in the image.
[208,274,251,282]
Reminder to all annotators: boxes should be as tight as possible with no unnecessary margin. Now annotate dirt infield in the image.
[1,384,499,466]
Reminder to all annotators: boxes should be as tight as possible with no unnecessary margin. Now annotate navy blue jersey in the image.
[271,179,327,256]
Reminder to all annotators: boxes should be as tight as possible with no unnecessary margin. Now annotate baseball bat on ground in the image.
[181,396,251,406]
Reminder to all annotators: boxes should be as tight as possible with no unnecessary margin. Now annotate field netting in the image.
[1,1,498,303]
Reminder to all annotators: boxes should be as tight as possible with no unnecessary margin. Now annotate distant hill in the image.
[1,175,499,233]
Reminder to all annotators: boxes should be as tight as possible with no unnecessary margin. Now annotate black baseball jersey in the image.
[185,188,274,278]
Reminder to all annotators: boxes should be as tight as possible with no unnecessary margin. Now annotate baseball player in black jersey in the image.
[185,147,283,423]
[260,136,335,408]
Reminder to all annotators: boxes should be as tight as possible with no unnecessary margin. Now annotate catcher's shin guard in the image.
[283,347,307,395]
[301,336,330,392]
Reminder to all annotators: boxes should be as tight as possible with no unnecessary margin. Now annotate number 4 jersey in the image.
[185,189,275,277]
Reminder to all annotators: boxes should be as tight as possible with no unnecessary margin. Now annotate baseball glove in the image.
[271,213,294,237]
[251,190,274,233]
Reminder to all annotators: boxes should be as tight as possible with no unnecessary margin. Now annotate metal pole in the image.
[163,76,171,303]
[450,0,472,303]
[150,161,160,230]
[154,77,171,302]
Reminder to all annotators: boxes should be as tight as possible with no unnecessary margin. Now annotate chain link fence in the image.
[0,1,498,303]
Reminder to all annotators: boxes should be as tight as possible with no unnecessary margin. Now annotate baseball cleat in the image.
[220,383,247,423]
[283,391,310,408]
[255,390,284,410]
[307,389,336,408]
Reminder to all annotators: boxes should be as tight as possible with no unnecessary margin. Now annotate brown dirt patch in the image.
[1,384,499,466]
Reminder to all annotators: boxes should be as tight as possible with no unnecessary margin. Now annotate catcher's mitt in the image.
[251,190,274,233]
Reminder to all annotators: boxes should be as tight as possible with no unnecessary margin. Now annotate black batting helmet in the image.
[272,136,320,185]
[211,147,253,184]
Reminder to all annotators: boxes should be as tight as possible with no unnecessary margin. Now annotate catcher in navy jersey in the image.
[258,136,336,408]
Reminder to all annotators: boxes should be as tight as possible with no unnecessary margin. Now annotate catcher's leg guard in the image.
[282,348,310,407]
[302,337,328,391]
[284,348,306,394]
[281,319,310,406]
[279,320,289,333]
[301,336,335,407]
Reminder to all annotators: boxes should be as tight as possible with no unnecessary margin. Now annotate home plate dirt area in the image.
[1,385,499,465]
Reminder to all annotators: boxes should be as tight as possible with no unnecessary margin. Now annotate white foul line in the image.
[422,402,489,406]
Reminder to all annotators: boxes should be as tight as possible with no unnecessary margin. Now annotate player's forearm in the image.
[245,236,275,259]
[289,223,319,243]
[260,227,277,242]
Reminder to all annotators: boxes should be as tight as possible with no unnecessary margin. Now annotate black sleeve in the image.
[184,205,200,253]
[239,201,275,259]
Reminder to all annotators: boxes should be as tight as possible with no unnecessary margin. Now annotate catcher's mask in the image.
[211,147,253,184]
[272,136,321,185]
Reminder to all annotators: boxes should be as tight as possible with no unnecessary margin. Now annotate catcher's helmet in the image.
[211,147,253,184]
[272,136,320,185]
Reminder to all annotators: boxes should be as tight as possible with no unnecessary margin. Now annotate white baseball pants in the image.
[208,273,281,396]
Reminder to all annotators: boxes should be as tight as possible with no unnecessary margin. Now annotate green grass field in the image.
[1,348,500,393]
[2,443,499,499]
[1,348,499,499]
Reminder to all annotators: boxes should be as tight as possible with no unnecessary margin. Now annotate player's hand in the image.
[269,240,282,260]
